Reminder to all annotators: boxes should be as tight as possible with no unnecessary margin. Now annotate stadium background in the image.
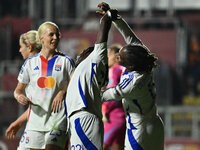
[0,0,200,149]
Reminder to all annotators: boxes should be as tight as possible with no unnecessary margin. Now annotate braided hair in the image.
[123,44,158,73]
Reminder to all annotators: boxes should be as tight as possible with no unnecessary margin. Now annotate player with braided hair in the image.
[99,2,164,150]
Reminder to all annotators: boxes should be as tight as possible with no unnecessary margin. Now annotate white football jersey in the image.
[18,52,74,131]
[102,70,156,127]
[102,18,164,150]
[65,43,108,119]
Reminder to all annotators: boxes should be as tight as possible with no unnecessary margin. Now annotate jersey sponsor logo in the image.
[34,66,39,70]
[55,64,61,71]
[37,76,56,88]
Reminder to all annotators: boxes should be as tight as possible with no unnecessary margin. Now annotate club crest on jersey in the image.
[25,136,30,144]
[55,65,61,71]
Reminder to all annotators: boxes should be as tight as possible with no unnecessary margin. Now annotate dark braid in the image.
[125,44,158,73]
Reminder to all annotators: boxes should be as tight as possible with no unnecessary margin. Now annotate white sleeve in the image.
[17,61,30,84]
[92,42,107,60]
[62,56,75,90]
[102,73,144,102]
[102,86,122,102]
[113,18,143,45]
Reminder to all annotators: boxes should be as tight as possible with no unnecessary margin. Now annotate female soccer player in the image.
[98,2,164,150]
[6,30,41,150]
[14,22,74,150]
[65,9,114,150]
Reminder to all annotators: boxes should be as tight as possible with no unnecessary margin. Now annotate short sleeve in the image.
[18,60,30,84]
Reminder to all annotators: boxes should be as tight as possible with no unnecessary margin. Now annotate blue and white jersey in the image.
[102,18,157,128]
[18,52,74,131]
[65,43,108,119]
[102,70,156,127]
[102,18,164,150]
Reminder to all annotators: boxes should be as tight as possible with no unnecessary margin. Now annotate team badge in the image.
[55,65,61,71]
[25,137,30,144]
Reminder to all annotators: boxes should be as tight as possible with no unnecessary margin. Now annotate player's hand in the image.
[96,2,109,16]
[97,8,120,22]
[51,93,64,113]
[5,121,22,139]
[98,2,110,12]
[16,94,30,105]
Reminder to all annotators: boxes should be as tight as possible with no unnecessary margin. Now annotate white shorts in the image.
[69,111,104,150]
[23,129,68,149]
[124,115,164,150]
[17,129,30,150]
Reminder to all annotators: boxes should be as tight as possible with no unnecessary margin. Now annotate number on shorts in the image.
[71,144,82,150]
[20,131,27,143]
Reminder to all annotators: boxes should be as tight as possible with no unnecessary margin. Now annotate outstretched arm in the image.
[97,2,142,45]
[5,109,28,139]
[96,10,112,44]
[113,18,142,45]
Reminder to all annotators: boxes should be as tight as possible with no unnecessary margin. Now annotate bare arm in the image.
[96,12,112,44]
[14,82,30,105]
[97,2,142,45]
[5,109,28,139]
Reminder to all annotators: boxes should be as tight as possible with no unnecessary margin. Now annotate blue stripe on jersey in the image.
[22,52,41,67]
[127,129,143,150]
[122,69,128,75]
[20,53,41,74]
[119,72,137,89]
[47,56,58,76]
[65,55,75,68]
[119,78,131,89]
[78,77,88,107]
[90,63,96,87]
[121,79,132,89]
[119,78,128,87]
[75,118,98,150]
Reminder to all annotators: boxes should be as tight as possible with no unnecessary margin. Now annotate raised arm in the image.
[97,2,142,45]
[113,18,142,45]
[96,10,112,44]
